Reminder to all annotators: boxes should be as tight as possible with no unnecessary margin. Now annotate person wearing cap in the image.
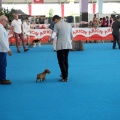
[48,15,73,82]
[0,15,12,84]
[112,15,120,49]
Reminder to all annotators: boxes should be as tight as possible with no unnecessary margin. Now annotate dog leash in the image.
[44,45,51,69]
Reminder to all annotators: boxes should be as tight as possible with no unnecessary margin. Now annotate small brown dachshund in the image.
[36,69,51,82]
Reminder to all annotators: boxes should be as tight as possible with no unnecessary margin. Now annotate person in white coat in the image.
[23,17,31,46]
[0,15,12,84]
[48,15,73,82]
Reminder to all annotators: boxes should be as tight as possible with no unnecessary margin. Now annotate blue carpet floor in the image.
[0,43,120,120]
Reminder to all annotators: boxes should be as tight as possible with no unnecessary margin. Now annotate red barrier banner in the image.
[8,27,113,44]
[72,27,113,41]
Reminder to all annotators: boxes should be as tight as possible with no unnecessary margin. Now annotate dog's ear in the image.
[44,69,47,73]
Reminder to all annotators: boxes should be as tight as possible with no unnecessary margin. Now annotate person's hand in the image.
[8,50,12,56]
[48,39,51,43]
[48,38,52,43]
[21,32,24,36]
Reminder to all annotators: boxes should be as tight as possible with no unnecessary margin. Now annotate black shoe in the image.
[59,78,68,82]
[113,47,116,49]
[24,49,29,52]
[60,75,68,79]
[17,49,21,53]
[119,47,120,49]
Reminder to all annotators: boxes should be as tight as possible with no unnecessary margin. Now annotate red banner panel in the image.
[28,4,32,15]
[32,0,44,4]
[92,3,96,14]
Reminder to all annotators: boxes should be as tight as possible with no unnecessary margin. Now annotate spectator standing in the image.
[112,16,120,49]
[23,17,31,47]
[110,17,114,27]
[106,16,109,27]
[11,14,29,53]
[99,18,103,27]
[101,17,106,27]
[88,21,93,28]
[0,15,12,84]
[93,18,99,29]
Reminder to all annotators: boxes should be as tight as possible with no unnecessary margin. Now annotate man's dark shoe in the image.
[24,49,29,52]
[59,78,68,82]
[0,80,12,84]
[113,47,116,49]
[17,49,21,53]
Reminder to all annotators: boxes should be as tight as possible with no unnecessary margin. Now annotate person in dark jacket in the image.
[112,16,120,49]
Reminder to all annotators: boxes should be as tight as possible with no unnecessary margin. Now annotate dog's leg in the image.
[40,78,43,82]
[36,74,39,82]
[36,78,38,82]
[38,41,41,47]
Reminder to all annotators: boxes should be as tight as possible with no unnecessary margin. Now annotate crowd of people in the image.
[88,14,114,28]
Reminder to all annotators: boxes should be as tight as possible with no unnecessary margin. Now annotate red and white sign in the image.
[32,0,44,4]
[30,29,52,38]
[8,27,113,44]
[72,27,113,41]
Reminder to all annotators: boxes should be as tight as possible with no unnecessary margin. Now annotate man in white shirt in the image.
[48,15,73,82]
[0,15,12,84]
[11,14,29,53]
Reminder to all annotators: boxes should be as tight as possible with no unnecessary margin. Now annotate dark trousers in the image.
[14,32,26,50]
[0,52,7,81]
[113,35,120,48]
[57,49,69,79]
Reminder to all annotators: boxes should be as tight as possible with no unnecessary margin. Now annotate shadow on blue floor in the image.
[0,43,120,120]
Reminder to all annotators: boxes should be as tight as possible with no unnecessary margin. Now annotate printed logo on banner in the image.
[30,30,40,38]
[40,30,52,38]
[32,0,44,4]
[72,28,112,37]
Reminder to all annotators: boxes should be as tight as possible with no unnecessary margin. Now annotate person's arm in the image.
[11,26,14,34]
[70,25,73,40]
[22,22,25,33]
[11,21,15,36]
[21,25,24,35]
[48,24,58,42]
[48,31,57,42]
[0,30,12,56]
[49,22,54,30]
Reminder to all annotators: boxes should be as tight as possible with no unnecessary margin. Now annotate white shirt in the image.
[44,19,48,24]
[0,24,10,52]
[11,19,22,33]
[23,21,30,35]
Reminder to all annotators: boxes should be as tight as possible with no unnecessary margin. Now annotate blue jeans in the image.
[0,52,7,81]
